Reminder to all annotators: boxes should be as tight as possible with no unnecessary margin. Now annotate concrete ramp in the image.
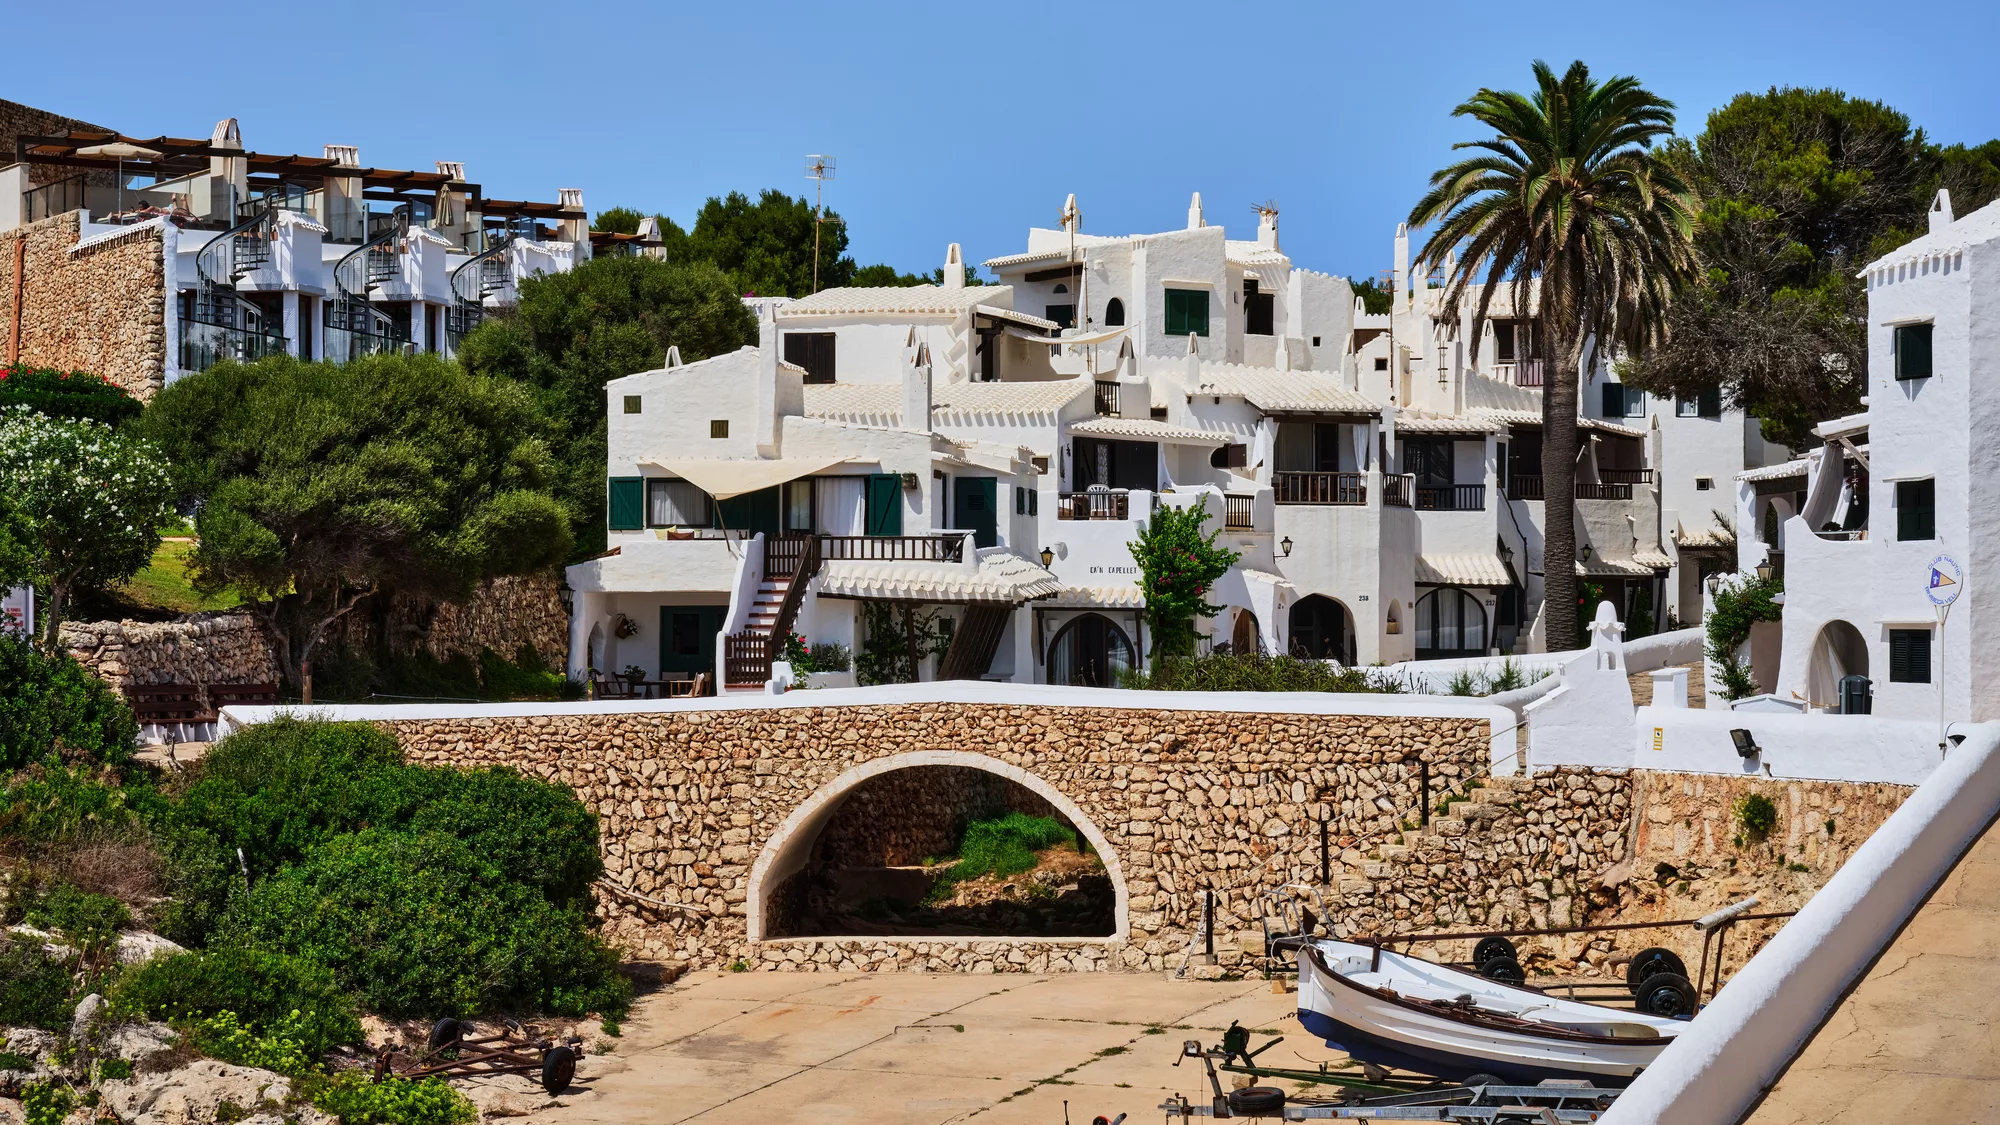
[1746,815,2000,1122]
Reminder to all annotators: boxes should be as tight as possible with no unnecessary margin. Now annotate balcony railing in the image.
[1274,471,1366,506]
[1497,359,1545,387]
[1093,380,1119,416]
[724,631,770,688]
[23,174,86,224]
[1223,493,1254,530]
[1414,484,1486,512]
[1383,475,1412,508]
[1058,490,1130,521]
[1598,468,1655,484]
[820,534,966,563]
[1508,476,1634,501]
[179,319,288,373]
[1814,528,1869,542]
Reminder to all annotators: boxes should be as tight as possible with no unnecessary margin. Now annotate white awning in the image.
[1000,325,1131,348]
[637,455,851,500]
[1415,554,1514,587]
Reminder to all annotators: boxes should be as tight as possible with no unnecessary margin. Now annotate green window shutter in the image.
[1163,289,1184,337]
[1163,288,1209,338]
[1895,324,1934,380]
[1896,479,1935,541]
[1890,628,1932,683]
[865,474,903,536]
[1188,289,1208,336]
[607,477,644,530]
[1601,383,1625,418]
[1699,387,1722,418]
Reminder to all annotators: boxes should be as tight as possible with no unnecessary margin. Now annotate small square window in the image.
[1890,628,1933,683]
[1696,477,1714,491]
[1312,336,1322,347]
[1896,478,1936,540]
[1677,398,1699,418]
[709,419,729,439]
[1894,323,1934,380]
[622,395,642,414]
[1374,357,1389,371]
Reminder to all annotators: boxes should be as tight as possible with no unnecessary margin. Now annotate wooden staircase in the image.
[723,536,819,689]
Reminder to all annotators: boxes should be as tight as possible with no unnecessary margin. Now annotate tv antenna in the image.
[805,154,836,293]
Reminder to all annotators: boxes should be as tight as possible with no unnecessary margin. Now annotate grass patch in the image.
[111,540,241,615]
[924,812,1086,901]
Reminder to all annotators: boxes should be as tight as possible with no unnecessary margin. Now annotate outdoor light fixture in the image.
[1755,561,1774,581]
[1280,536,1294,558]
[1730,728,1761,759]
[1706,571,1725,594]
[1040,546,1055,568]
[1579,543,1594,563]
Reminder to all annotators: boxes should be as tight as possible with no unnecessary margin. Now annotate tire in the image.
[541,1045,577,1096]
[1635,972,1698,1018]
[1227,1086,1286,1115]
[427,1018,461,1052]
[1625,947,1688,995]
[1473,937,1517,969]
[1461,1074,1505,1105]
[1478,955,1525,986]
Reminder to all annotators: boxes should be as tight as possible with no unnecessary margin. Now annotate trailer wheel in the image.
[427,1018,462,1052]
[1636,972,1698,1018]
[541,1045,577,1095]
[1625,947,1687,994]
[1227,1086,1286,1115]
[1478,955,1525,985]
[1472,937,1517,969]
[1462,1074,1504,1105]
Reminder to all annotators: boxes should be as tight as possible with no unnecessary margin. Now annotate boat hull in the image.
[1296,941,1676,1087]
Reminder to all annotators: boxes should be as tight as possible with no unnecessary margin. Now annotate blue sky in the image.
[13,0,1999,284]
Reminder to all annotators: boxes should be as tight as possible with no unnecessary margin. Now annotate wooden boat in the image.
[1295,938,1688,1087]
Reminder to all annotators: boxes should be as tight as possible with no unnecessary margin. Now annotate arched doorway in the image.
[746,751,1129,941]
[1288,595,1355,664]
[1047,613,1135,685]
[1414,587,1488,659]
[1230,609,1261,655]
[1104,297,1125,326]
[1808,619,1869,709]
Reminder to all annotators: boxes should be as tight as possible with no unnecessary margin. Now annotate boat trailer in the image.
[1159,1033,1621,1122]
[372,1018,583,1096]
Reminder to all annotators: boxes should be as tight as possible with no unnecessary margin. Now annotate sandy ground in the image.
[510,970,1342,1125]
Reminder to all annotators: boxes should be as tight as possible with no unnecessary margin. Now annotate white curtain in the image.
[648,479,707,527]
[816,476,866,535]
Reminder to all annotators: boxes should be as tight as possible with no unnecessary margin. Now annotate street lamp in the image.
[1755,561,1774,582]
[1279,536,1294,558]
[1578,543,1593,564]
[1040,546,1055,569]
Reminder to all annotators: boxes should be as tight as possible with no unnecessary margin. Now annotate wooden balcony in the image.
[1058,490,1130,521]
[1414,484,1486,512]
[1274,471,1366,506]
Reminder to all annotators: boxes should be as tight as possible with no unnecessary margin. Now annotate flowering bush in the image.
[0,406,177,649]
[780,631,852,674]
[1128,497,1240,658]
[0,365,141,425]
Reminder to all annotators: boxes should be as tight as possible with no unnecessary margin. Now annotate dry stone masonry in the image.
[59,612,277,691]
[0,211,168,399]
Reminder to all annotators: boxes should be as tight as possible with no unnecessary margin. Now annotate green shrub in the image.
[21,1081,76,1125]
[181,1010,315,1075]
[952,812,1079,880]
[393,767,602,910]
[1122,652,1406,693]
[0,636,137,769]
[477,644,578,701]
[113,948,362,1058]
[0,762,141,847]
[146,820,238,948]
[301,1071,476,1125]
[97,1057,132,1080]
[216,829,628,1018]
[1707,575,1784,701]
[0,937,74,1030]
[20,883,129,963]
[0,365,142,425]
[1735,793,1780,839]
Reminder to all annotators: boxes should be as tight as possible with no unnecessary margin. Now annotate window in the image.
[1104,298,1125,327]
[784,479,814,532]
[1495,321,1516,362]
[1312,336,1321,347]
[709,419,729,439]
[1072,437,1159,492]
[1677,397,1699,418]
[1894,323,1934,380]
[1601,383,1644,418]
[782,332,836,384]
[1045,304,1076,329]
[1210,443,1248,469]
[622,395,643,414]
[648,479,708,527]
[1890,628,1933,683]
[1414,588,1488,658]
[1046,614,1135,686]
[1699,387,1722,418]
[1244,280,1274,336]
[1373,356,1389,371]
[1696,477,1714,491]
[1164,288,1210,337]
[1150,406,1168,420]
[1896,478,1935,541]
[1288,595,1353,663]
[607,477,644,530]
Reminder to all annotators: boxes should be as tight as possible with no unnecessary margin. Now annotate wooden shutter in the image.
[864,474,903,536]
[1188,290,1209,336]
[1895,324,1933,380]
[1601,383,1625,418]
[1164,289,1185,337]
[1699,387,1722,418]
[1890,629,1932,683]
[1897,479,1935,541]
[607,477,644,530]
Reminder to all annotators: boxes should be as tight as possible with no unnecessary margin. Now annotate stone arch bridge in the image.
[263,684,1514,973]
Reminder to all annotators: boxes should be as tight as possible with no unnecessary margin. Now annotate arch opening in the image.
[1808,619,1869,709]
[1288,594,1356,665]
[1047,613,1135,686]
[1414,587,1488,660]
[749,754,1127,941]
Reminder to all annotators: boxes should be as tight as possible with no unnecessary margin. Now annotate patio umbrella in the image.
[75,142,164,216]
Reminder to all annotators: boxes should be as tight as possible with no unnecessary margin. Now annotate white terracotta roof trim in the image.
[818,552,1061,603]
[1067,417,1230,444]
[1045,585,1146,608]
[804,380,1089,426]
[71,216,170,255]
[1737,460,1811,483]
[1415,554,1513,587]
[780,284,1011,317]
[1394,414,1500,435]
[1189,366,1381,414]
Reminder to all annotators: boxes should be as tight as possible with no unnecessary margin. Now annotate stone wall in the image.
[334,573,568,670]
[387,703,1494,973]
[0,212,167,400]
[0,98,113,187]
[809,765,1059,868]
[59,612,278,691]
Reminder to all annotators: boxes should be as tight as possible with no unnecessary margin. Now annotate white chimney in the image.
[324,145,359,166]
[902,332,933,434]
[1930,188,1956,234]
[942,243,965,289]
[435,161,465,181]
[1188,191,1206,230]
[1257,205,1279,250]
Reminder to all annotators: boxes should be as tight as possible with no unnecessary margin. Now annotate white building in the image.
[1745,190,1995,721]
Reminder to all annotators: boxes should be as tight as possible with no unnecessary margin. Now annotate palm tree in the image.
[1409,60,1698,652]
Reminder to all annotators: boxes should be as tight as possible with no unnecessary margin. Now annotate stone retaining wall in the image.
[59,612,277,691]
[387,703,1494,973]
[0,212,167,400]
[333,573,568,670]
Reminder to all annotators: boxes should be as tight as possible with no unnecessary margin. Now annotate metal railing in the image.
[1598,468,1655,484]
[1815,528,1869,541]
[1414,484,1486,511]
[1223,493,1254,530]
[819,534,966,563]
[447,233,511,347]
[321,325,404,365]
[180,319,288,372]
[1382,475,1412,508]
[1273,471,1366,506]
[328,205,407,357]
[1058,490,1130,521]
[1093,380,1119,416]
[1509,475,1543,500]
[1575,481,1635,500]
[23,173,86,223]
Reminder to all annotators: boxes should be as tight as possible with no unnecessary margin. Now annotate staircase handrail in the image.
[447,232,513,344]
[330,204,408,339]
[191,199,274,329]
[763,534,822,665]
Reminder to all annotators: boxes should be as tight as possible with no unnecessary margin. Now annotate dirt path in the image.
[518,971,1322,1125]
